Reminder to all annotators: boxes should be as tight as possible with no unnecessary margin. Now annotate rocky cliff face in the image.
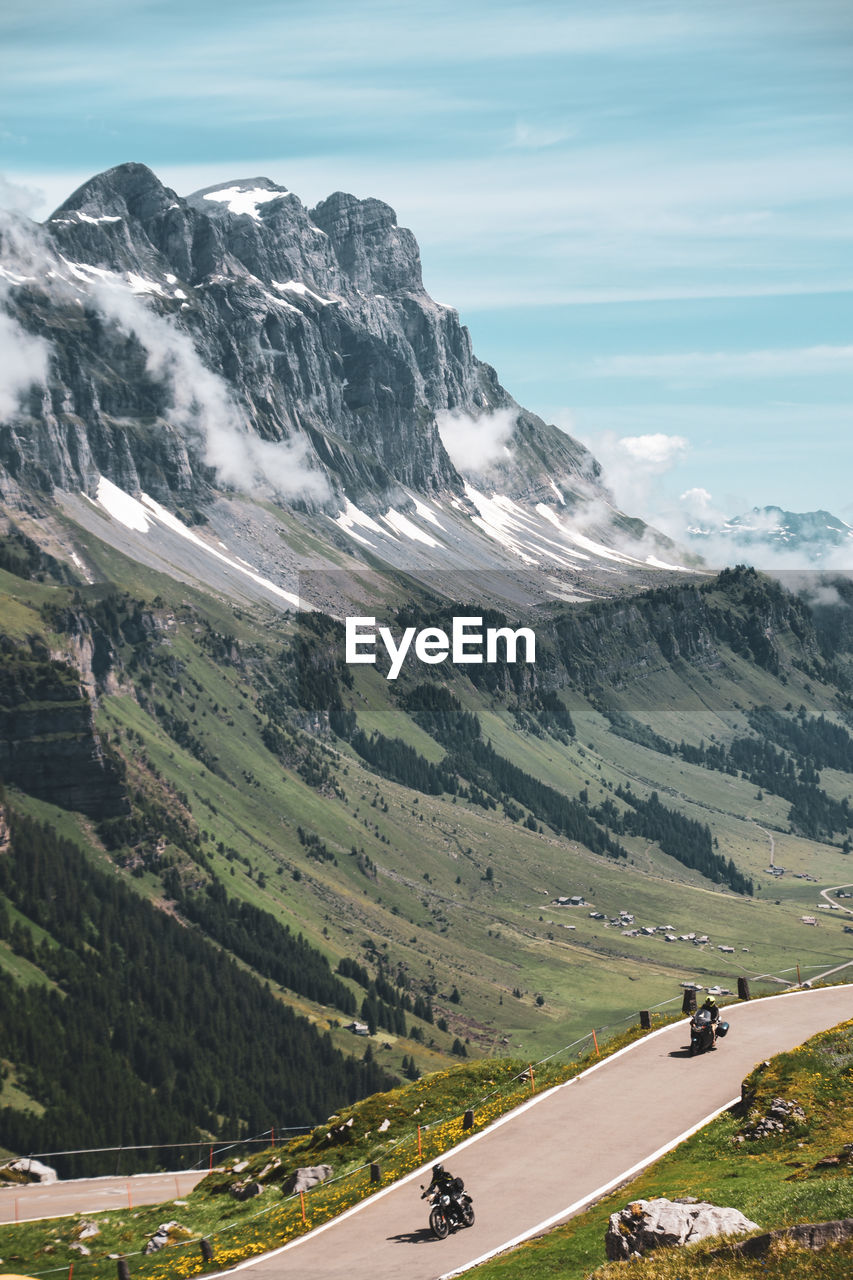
[0,639,126,818]
[0,163,601,519]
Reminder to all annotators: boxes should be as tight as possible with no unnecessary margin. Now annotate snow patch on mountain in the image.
[380,509,440,547]
[90,476,301,608]
[201,185,288,220]
[272,280,337,306]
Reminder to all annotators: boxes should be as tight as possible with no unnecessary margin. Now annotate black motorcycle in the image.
[689,1007,729,1055]
[421,1177,475,1239]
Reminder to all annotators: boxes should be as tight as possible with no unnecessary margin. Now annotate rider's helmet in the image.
[433,1164,444,1177]
[704,994,716,1004]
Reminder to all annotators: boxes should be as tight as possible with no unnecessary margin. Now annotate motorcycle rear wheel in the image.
[461,1202,475,1227]
[430,1207,450,1240]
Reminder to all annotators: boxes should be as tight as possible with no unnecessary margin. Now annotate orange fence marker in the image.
[417,1125,422,1159]
[592,1028,600,1056]
[300,1190,306,1223]
[209,1146,213,1172]
[529,1065,535,1093]
[126,1180,133,1208]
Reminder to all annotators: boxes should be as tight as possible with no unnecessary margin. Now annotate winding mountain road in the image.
[221,986,851,1280]
[2,987,850,1279]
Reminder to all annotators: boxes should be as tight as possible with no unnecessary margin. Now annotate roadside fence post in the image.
[528,1064,535,1093]
[737,976,751,1000]
[462,1109,474,1130]
[796,963,802,986]
[200,1237,214,1262]
[417,1125,422,1159]
[117,1258,131,1280]
[591,1028,599,1056]
[682,989,697,1014]
[639,1009,651,1029]
[370,1162,381,1183]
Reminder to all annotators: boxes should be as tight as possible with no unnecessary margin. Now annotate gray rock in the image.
[714,1217,853,1259]
[742,1096,806,1140]
[143,1221,192,1254]
[605,1197,760,1260]
[281,1164,333,1195]
[229,1180,264,1201]
[4,1157,58,1184]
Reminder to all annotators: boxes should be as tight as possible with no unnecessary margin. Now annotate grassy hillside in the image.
[2,535,853,1168]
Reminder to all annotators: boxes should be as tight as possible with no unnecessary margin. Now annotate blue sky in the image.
[2,0,852,528]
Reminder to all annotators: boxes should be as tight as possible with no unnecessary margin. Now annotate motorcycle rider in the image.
[424,1164,463,1221]
[701,994,720,1044]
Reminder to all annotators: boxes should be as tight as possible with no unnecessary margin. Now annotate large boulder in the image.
[605,1197,760,1260]
[2,1158,58,1184]
[281,1164,333,1195]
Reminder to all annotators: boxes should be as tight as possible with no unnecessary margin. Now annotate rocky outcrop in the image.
[737,1096,806,1141]
[143,1221,193,1254]
[281,1164,333,1195]
[712,1218,853,1259]
[605,1197,760,1260]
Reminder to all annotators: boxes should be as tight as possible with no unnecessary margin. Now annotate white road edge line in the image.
[437,1094,741,1279]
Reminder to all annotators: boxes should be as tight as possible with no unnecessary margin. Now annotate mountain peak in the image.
[311,190,423,294]
[48,162,178,223]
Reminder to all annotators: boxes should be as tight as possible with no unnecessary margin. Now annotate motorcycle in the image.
[689,1007,729,1055]
[421,1177,475,1239]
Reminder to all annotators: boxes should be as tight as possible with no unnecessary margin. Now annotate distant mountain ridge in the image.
[688,505,853,564]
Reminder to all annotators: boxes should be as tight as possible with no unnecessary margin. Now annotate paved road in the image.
[216,985,852,1280]
[0,1171,206,1225]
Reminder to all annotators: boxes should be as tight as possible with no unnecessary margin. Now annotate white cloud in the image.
[619,433,689,468]
[584,345,853,382]
[435,408,516,474]
[508,121,577,150]
[0,306,50,420]
[0,174,44,218]
[0,204,53,419]
[583,431,689,517]
[90,278,330,502]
